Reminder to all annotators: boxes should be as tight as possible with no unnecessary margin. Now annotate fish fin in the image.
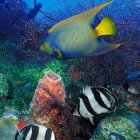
[73,107,80,117]
[89,117,94,125]
[49,0,114,31]
[111,43,124,49]
[14,131,19,140]
[54,49,63,59]
[40,44,53,54]
[112,42,125,49]
[89,41,123,56]
[111,93,118,107]
[95,16,116,37]
[84,0,114,23]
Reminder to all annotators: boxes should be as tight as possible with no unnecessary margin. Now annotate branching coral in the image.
[18,20,47,49]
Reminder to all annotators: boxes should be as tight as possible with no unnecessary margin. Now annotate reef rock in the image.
[90,116,140,140]
[0,114,18,140]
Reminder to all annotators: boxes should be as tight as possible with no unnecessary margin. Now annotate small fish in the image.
[23,82,32,93]
[41,0,122,59]
[14,124,56,140]
[15,117,28,132]
[73,86,118,125]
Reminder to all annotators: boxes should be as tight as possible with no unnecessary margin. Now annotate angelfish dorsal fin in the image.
[95,16,116,37]
[49,0,114,32]
[83,0,114,23]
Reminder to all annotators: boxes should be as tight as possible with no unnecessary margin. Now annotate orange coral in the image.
[30,70,93,140]
[30,71,73,140]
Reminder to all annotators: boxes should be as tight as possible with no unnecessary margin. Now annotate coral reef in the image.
[42,60,71,88]
[0,41,71,116]
[90,116,140,140]
[30,70,68,139]
[0,1,139,140]
[18,20,47,49]
[30,70,93,140]
[0,40,40,114]
[0,74,9,115]
[0,74,8,97]
[0,113,18,140]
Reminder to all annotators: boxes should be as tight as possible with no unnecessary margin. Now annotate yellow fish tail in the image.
[95,16,116,37]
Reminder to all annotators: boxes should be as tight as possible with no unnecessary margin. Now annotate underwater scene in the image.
[0,0,140,140]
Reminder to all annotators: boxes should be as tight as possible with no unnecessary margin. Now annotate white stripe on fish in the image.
[73,86,118,125]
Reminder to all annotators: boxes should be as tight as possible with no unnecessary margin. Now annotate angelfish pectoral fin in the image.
[95,16,116,37]
[54,49,63,59]
[40,43,53,54]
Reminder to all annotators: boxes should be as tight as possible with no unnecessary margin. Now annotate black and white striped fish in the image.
[73,86,118,125]
[14,124,56,140]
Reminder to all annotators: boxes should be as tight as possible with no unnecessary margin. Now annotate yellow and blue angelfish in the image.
[41,0,122,60]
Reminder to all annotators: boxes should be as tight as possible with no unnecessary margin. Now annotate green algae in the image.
[0,115,18,140]
[0,40,72,116]
[90,116,140,140]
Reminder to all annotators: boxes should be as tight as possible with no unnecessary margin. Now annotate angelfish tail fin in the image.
[95,16,116,37]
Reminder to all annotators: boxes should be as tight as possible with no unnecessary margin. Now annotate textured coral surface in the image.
[30,71,93,140]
